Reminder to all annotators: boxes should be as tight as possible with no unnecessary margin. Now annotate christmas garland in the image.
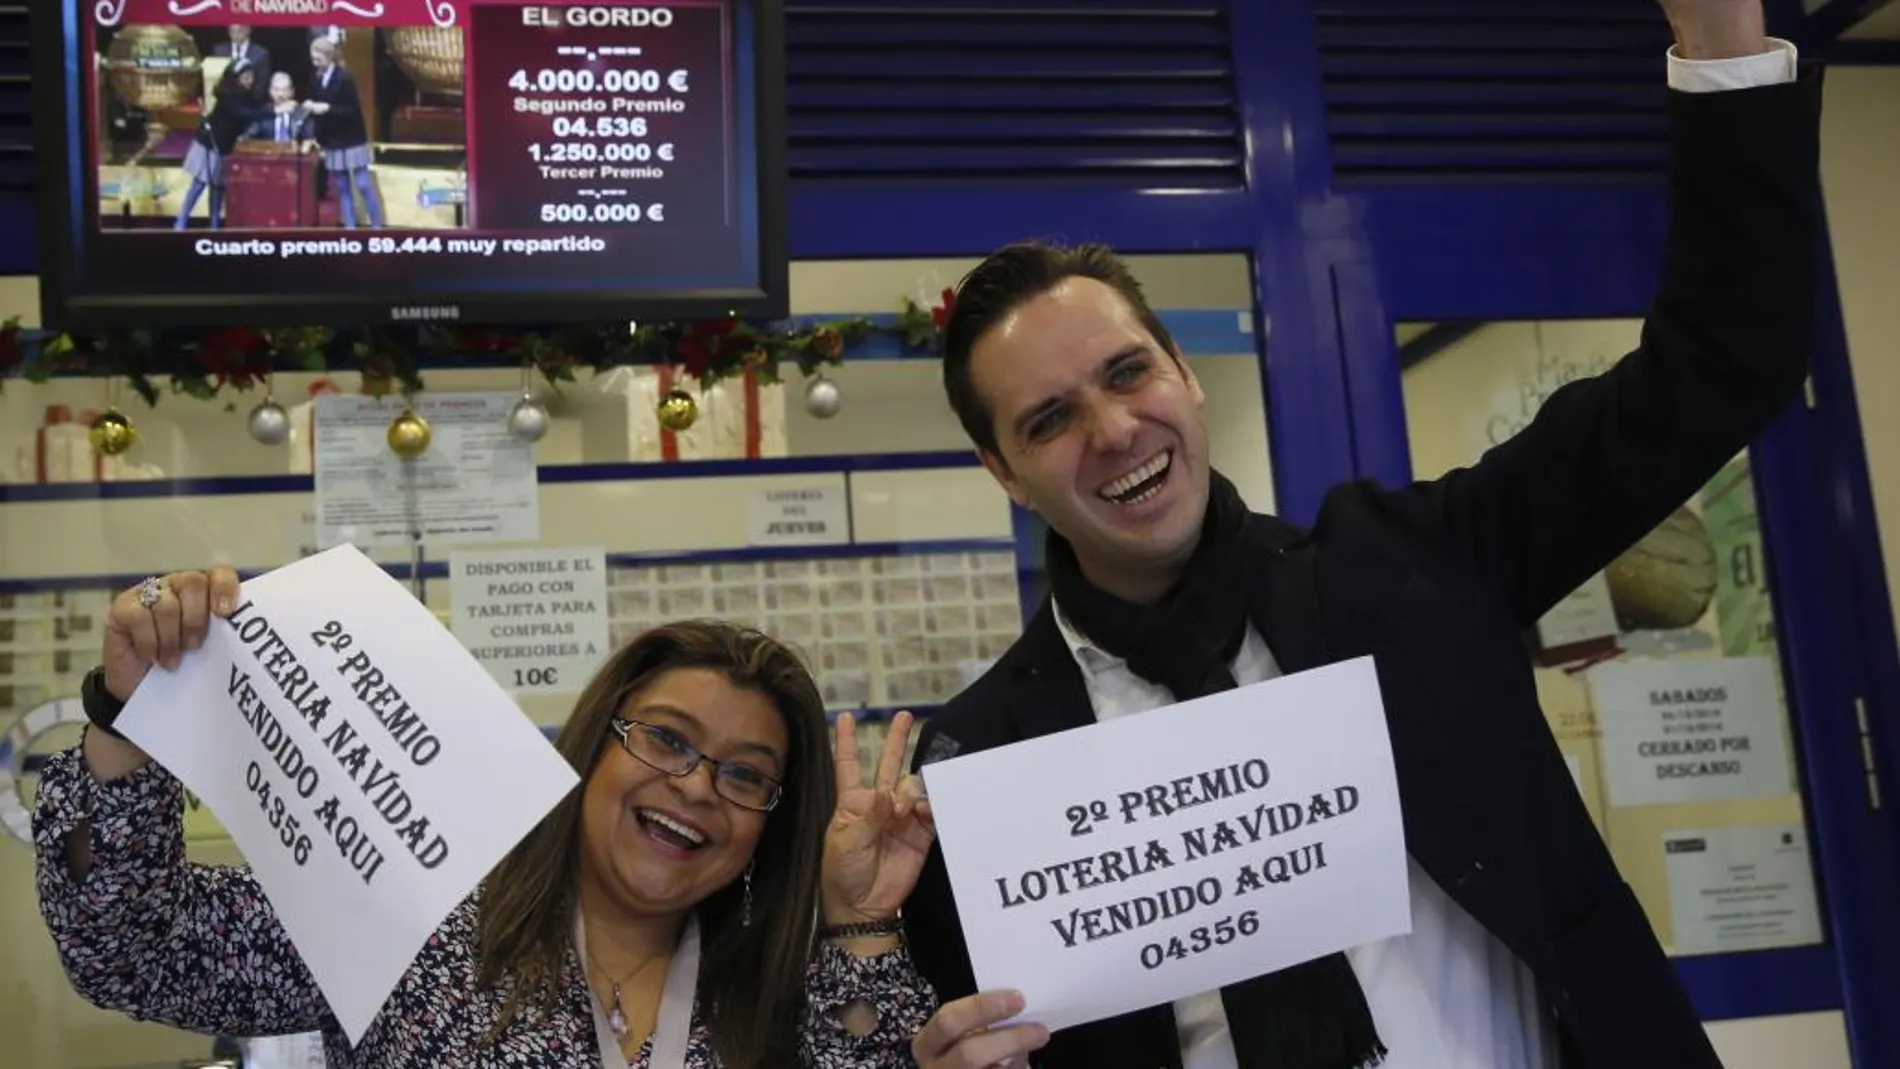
[0,289,958,407]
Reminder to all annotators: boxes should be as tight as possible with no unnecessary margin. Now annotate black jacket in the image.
[906,70,1823,1069]
[245,107,316,144]
[194,82,264,157]
[308,65,369,151]
[213,40,272,99]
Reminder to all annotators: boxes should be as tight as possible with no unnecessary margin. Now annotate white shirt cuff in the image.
[1667,38,1799,93]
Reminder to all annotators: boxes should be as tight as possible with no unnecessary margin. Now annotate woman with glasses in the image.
[34,566,939,1068]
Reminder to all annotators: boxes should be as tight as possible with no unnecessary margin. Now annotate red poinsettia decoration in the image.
[196,326,271,389]
[0,321,21,371]
[454,326,523,353]
[675,319,743,380]
[930,287,957,330]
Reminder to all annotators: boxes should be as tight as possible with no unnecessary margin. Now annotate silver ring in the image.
[136,575,164,610]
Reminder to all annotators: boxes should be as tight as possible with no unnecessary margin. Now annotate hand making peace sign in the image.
[819,710,936,926]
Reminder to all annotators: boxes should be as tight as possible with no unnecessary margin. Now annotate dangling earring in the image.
[741,860,755,927]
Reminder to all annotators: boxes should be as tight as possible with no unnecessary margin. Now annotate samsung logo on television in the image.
[390,306,463,322]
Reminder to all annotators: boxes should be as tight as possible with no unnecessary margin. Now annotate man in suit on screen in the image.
[899,2,1823,1068]
[212,24,271,101]
[244,72,315,147]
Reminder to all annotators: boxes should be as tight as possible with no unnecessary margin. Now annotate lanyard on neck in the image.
[574,911,701,1069]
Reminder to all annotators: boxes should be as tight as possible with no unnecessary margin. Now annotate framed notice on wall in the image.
[1590,656,1794,808]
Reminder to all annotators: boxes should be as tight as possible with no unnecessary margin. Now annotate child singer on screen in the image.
[302,36,383,229]
[172,63,264,231]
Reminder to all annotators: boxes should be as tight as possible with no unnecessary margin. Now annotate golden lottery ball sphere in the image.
[105,25,202,110]
[1606,505,1717,631]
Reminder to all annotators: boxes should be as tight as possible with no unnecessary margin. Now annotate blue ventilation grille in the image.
[0,4,26,193]
[1315,2,1677,185]
[785,0,1244,190]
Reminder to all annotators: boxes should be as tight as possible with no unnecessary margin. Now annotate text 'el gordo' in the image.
[522,6,674,27]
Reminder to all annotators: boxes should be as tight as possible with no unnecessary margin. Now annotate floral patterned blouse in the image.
[33,747,937,1068]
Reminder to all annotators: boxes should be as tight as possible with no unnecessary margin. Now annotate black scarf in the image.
[1045,470,1386,1069]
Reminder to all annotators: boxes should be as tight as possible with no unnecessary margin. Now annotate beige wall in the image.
[1820,67,1900,671]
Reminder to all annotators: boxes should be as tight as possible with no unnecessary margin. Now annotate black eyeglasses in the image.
[609,717,783,812]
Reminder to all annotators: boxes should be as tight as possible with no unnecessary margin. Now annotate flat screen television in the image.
[31,0,787,330]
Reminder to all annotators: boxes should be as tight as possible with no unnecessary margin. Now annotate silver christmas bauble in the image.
[507,394,550,442]
[804,375,842,420]
[247,398,291,445]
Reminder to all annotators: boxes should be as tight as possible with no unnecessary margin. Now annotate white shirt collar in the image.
[1049,596,1126,675]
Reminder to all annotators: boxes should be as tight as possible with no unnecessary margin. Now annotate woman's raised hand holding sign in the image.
[88,567,244,783]
[105,566,242,697]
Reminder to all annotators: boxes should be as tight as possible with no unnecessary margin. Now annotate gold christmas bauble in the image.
[88,409,137,457]
[657,389,699,432]
[387,409,432,458]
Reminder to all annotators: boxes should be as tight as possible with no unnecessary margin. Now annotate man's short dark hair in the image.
[941,241,1179,456]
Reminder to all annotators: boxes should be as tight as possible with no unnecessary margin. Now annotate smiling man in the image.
[899,2,1821,1069]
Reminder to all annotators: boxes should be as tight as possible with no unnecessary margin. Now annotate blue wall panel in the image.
[1349,184,1669,321]
[787,186,1254,259]
[1227,0,1359,525]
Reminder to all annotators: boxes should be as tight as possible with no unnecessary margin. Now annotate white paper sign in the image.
[1663,824,1823,955]
[1590,656,1793,807]
[314,393,539,549]
[115,545,580,1042]
[747,485,848,546]
[921,657,1410,1034]
[449,546,609,693]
